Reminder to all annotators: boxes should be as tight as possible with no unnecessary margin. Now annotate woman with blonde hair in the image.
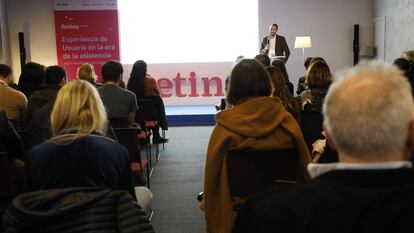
[25,80,136,199]
[77,63,102,88]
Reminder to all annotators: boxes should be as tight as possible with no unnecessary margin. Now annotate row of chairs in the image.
[110,96,168,189]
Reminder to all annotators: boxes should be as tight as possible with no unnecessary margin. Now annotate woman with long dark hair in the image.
[127,60,167,143]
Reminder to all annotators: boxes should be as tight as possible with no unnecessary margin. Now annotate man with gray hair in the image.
[231,61,414,233]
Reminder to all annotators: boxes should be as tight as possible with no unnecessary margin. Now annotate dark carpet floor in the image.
[150,126,213,233]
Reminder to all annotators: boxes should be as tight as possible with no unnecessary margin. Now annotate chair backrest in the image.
[137,97,159,122]
[112,127,140,163]
[0,152,14,199]
[300,110,324,151]
[227,148,300,198]
[109,117,130,128]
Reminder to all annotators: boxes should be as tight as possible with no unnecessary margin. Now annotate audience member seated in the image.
[98,60,138,126]
[26,80,137,200]
[0,64,27,130]
[296,56,313,95]
[266,66,300,122]
[201,59,311,233]
[271,59,294,95]
[2,187,155,233]
[26,100,54,149]
[17,62,45,99]
[25,65,66,126]
[298,60,332,112]
[127,60,168,144]
[232,61,414,233]
[0,111,25,216]
[0,110,23,159]
[77,63,103,88]
[254,54,270,67]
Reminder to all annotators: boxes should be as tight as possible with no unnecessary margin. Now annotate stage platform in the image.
[165,105,217,126]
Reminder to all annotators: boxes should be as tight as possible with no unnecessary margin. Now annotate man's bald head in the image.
[323,61,414,160]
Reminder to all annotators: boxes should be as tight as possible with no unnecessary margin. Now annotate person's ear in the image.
[60,77,66,86]
[323,122,336,150]
[405,118,414,152]
[6,74,13,84]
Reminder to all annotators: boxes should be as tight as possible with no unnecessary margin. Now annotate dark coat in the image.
[0,111,23,159]
[1,187,154,233]
[27,100,54,149]
[260,35,290,63]
[26,134,136,200]
[25,86,59,126]
[232,168,414,233]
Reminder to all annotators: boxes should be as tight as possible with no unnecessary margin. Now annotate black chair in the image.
[136,97,162,162]
[112,127,150,188]
[109,117,130,128]
[300,110,324,153]
[197,148,301,204]
[227,148,301,199]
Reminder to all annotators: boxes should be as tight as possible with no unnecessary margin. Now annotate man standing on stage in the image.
[260,23,290,64]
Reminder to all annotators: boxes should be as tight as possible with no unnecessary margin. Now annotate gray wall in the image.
[259,0,374,87]
[5,0,56,76]
[375,0,414,62]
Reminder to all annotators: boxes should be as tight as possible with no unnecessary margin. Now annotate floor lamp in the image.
[294,36,312,60]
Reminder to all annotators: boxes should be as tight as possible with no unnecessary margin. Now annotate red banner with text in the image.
[54,9,119,81]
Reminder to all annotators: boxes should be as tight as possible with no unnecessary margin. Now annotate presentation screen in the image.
[118,0,259,64]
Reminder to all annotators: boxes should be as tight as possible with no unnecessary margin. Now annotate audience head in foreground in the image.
[226,59,271,106]
[50,80,107,141]
[323,61,413,162]
[232,61,414,233]
[203,59,311,233]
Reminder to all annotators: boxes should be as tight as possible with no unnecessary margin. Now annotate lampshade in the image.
[294,36,312,49]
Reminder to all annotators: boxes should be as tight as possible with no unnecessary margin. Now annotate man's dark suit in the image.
[260,35,290,63]
[232,168,414,233]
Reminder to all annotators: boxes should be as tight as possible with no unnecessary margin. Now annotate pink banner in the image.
[123,62,232,106]
[54,10,120,81]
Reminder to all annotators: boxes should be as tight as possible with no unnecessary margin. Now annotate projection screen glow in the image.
[118,0,259,64]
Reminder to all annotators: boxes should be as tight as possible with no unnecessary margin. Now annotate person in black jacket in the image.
[25,65,66,126]
[232,61,414,233]
[0,111,23,159]
[2,187,154,233]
